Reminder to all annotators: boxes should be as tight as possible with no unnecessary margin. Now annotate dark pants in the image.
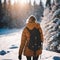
[26,56,39,60]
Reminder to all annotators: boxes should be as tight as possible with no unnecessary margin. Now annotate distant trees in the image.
[46,0,51,10]
[0,0,44,28]
[46,0,51,7]
[0,0,2,20]
[0,0,3,28]
[32,0,44,22]
[54,0,60,5]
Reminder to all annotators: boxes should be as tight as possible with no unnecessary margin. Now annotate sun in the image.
[20,0,26,4]
[11,0,26,5]
[10,0,14,5]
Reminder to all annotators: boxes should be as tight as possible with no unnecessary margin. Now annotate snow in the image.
[53,9,60,18]
[0,29,60,60]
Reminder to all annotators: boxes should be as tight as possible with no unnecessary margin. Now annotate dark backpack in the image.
[26,27,42,51]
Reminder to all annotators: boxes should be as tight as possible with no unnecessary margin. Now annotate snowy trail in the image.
[0,29,60,60]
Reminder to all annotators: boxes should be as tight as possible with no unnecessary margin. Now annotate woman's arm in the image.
[19,28,27,55]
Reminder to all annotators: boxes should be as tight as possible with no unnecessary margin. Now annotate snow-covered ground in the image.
[0,29,60,60]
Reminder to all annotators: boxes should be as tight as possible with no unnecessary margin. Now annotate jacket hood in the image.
[26,22,39,30]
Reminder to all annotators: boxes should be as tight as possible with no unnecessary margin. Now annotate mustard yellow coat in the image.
[19,22,44,56]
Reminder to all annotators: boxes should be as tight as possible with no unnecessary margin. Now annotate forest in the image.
[0,0,60,54]
[0,0,44,28]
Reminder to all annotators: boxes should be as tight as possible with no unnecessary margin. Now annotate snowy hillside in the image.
[0,29,60,60]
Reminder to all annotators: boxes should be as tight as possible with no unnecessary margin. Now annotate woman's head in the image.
[26,15,37,23]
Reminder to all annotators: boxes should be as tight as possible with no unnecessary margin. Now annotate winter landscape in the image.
[0,0,60,60]
[0,29,60,60]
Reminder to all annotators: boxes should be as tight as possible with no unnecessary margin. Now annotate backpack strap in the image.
[26,27,31,33]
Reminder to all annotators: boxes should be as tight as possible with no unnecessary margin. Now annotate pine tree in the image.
[39,0,44,19]
[46,0,51,7]
[46,0,51,10]
[0,0,2,19]
[33,0,44,22]
[0,0,3,28]
[4,0,6,8]
[54,0,60,5]
[41,0,60,53]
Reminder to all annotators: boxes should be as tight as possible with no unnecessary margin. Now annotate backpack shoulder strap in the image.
[26,27,31,33]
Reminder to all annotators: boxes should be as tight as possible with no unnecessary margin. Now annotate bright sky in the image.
[2,0,46,6]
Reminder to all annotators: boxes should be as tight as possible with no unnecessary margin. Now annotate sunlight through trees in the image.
[0,0,44,28]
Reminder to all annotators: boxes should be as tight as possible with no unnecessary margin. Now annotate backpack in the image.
[26,27,42,51]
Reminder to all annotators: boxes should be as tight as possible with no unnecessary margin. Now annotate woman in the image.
[18,16,44,60]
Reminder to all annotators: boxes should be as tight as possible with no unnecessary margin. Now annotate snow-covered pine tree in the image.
[41,0,60,53]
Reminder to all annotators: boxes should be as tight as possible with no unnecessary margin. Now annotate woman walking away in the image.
[18,15,44,60]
